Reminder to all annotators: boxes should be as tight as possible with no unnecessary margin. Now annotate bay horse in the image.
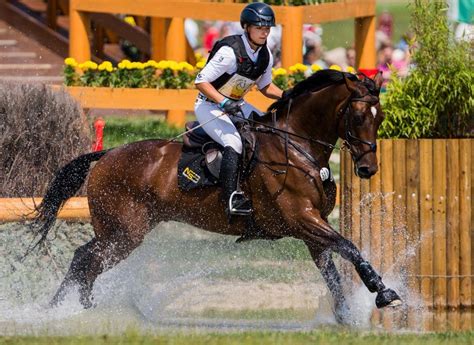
[31,70,401,323]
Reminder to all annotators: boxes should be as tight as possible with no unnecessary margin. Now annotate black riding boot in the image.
[220,146,252,217]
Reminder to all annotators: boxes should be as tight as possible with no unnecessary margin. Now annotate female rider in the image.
[194,2,287,218]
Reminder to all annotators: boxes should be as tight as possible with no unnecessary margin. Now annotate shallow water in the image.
[0,221,471,335]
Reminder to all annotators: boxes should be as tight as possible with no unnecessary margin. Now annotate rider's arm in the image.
[259,82,283,99]
[256,48,282,99]
[195,82,227,104]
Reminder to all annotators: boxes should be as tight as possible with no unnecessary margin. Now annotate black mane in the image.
[267,70,359,113]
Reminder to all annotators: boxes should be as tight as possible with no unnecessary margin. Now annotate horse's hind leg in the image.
[305,242,350,324]
[49,238,97,307]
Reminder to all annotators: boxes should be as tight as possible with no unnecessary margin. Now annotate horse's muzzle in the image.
[356,165,377,179]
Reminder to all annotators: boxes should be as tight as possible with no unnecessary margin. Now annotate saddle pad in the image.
[177,148,219,191]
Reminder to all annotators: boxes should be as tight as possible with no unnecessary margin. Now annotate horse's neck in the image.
[281,85,346,164]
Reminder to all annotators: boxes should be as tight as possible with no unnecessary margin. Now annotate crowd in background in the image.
[184,11,414,86]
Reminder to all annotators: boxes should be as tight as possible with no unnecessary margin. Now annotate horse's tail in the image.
[27,150,109,253]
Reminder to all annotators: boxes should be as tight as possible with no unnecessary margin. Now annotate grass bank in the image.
[1,330,472,345]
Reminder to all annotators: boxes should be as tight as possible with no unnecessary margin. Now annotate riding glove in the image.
[219,98,242,117]
[281,88,293,99]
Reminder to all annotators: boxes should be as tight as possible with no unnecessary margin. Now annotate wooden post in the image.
[405,139,420,328]
[459,140,472,310]
[69,0,91,62]
[47,0,58,31]
[166,17,187,127]
[433,140,447,309]
[369,142,382,326]
[419,140,434,310]
[354,16,376,69]
[279,7,303,68]
[150,17,168,61]
[380,139,394,329]
[447,140,460,309]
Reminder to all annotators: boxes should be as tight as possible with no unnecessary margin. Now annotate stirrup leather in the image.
[228,191,252,216]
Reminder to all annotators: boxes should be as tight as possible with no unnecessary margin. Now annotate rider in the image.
[195,2,286,218]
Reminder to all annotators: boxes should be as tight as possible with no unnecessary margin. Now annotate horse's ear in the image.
[373,71,383,93]
[343,74,358,94]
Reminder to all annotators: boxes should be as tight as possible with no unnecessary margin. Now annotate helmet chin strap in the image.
[244,28,265,49]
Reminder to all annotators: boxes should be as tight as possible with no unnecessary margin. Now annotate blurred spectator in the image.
[376,11,393,50]
[203,21,220,51]
[303,44,327,69]
[396,31,414,52]
[345,47,356,68]
[185,19,199,49]
[377,43,394,85]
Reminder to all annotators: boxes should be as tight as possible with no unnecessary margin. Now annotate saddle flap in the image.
[183,121,213,148]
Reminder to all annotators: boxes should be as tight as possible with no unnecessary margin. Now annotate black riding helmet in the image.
[240,2,276,28]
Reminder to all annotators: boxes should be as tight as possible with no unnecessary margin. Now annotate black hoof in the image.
[334,303,352,325]
[375,288,402,309]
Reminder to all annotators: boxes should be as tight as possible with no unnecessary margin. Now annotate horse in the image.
[31,70,401,323]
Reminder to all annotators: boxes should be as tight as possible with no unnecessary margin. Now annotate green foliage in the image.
[102,116,182,149]
[379,0,473,139]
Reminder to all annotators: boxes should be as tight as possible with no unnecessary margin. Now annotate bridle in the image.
[339,91,379,163]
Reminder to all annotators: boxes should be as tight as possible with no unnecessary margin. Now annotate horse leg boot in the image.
[220,146,252,218]
[305,243,350,324]
[335,237,402,308]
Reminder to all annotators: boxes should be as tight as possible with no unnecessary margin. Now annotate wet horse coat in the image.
[32,70,401,323]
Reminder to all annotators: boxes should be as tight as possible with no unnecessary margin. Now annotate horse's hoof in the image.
[376,288,402,309]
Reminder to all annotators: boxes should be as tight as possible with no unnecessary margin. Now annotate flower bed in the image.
[63,57,356,90]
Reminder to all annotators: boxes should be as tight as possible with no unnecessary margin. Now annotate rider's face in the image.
[247,25,271,46]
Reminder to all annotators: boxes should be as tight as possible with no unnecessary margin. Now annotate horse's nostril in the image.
[357,166,372,179]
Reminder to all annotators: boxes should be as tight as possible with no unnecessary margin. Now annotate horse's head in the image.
[338,72,384,179]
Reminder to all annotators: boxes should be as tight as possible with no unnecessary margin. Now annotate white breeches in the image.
[194,97,264,154]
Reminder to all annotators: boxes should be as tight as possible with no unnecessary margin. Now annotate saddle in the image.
[177,120,257,191]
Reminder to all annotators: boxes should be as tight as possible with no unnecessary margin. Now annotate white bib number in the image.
[218,74,256,100]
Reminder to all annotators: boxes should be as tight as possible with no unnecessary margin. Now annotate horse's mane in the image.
[267,70,363,114]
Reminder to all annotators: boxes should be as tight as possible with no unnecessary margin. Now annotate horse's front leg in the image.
[304,242,350,324]
[298,215,402,309]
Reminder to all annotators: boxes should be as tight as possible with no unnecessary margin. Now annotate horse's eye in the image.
[353,113,365,126]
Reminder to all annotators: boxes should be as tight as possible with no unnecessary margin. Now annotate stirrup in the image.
[228,191,252,216]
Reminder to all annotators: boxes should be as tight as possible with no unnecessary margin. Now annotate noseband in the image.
[341,94,378,163]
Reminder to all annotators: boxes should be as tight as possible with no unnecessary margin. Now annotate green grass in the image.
[1,331,472,345]
[321,2,411,50]
[102,116,182,149]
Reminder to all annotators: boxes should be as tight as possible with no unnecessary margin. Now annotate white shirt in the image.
[195,34,273,90]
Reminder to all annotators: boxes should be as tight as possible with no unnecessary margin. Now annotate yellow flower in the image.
[195,60,206,69]
[329,64,342,71]
[128,62,144,69]
[98,61,113,71]
[346,66,356,74]
[64,57,78,67]
[118,59,131,69]
[144,60,159,68]
[124,16,136,27]
[272,67,287,76]
[311,64,322,73]
[195,52,203,61]
[178,61,194,71]
[289,63,307,73]
[169,61,180,71]
[157,60,170,69]
[79,60,98,70]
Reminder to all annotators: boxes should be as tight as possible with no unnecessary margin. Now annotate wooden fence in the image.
[341,139,473,313]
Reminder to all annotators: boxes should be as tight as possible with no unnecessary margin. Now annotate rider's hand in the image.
[281,88,293,99]
[219,98,242,117]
